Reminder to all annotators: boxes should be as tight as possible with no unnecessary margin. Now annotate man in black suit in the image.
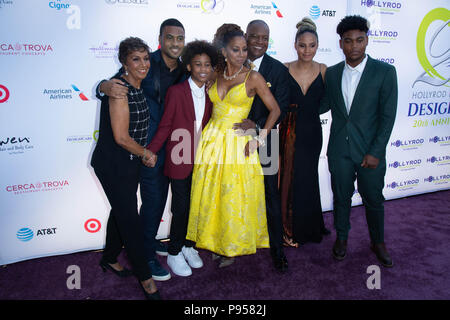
[234,20,290,272]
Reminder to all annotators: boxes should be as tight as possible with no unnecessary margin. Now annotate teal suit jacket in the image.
[320,55,398,163]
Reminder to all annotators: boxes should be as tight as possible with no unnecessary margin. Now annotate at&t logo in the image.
[309,5,335,20]
[16,227,57,241]
[17,228,34,242]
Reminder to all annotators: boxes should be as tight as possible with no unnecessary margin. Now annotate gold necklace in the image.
[223,64,244,81]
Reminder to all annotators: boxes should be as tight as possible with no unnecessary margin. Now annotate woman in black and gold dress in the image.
[280,18,330,247]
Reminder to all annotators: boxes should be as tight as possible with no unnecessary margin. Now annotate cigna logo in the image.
[413,8,449,87]
[0,84,10,103]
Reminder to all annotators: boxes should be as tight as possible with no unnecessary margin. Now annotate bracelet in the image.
[255,123,261,136]
[254,135,266,147]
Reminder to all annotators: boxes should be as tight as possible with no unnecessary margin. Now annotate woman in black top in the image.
[91,37,159,299]
[280,18,330,247]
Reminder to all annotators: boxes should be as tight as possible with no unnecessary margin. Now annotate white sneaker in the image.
[167,252,192,277]
[182,246,204,269]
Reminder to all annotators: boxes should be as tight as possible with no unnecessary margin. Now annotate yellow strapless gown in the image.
[186,75,269,257]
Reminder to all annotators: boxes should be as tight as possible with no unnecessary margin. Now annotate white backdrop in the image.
[0,0,448,265]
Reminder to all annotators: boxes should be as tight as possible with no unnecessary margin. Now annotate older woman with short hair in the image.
[91,37,160,299]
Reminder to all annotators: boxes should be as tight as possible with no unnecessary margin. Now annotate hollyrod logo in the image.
[388,159,421,171]
[424,174,450,184]
[367,29,398,43]
[6,179,70,195]
[386,179,419,190]
[0,84,10,103]
[426,155,450,165]
[361,0,401,15]
[429,135,450,146]
[0,43,54,56]
[390,138,424,150]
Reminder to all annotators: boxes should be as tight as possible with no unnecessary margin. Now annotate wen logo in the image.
[71,84,88,101]
[413,8,449,87]
[271,2,283,18]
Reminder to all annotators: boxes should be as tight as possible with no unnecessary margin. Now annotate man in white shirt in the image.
[233,20,291,273]
[146,40,217,277]
[320,15,398,268]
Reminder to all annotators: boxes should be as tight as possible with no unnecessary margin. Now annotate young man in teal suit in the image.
[320,16,398,267]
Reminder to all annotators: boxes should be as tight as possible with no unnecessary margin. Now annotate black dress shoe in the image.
[140,284,162,300]
[99,259,133,278]
[371,243,393,268]
[271,248,288,273]
[332,239,347,261]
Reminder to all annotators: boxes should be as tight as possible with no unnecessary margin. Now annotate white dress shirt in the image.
[341,54,368,114]
[188,76,206,132]
[251,55,264,72]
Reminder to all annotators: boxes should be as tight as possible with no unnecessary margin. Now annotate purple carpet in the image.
[1,190,449,300]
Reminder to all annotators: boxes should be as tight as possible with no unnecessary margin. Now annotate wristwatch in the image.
[255,123,261,136]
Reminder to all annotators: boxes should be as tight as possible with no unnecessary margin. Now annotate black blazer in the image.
[247,53,290,163]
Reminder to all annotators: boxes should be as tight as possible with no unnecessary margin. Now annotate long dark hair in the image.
[212,23,250,73]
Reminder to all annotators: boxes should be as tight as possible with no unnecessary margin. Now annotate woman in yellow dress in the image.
[186,24,281,266]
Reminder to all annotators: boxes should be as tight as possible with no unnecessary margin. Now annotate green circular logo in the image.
[415,8,449,87]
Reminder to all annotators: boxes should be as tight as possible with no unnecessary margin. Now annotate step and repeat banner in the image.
[0,0,449,265]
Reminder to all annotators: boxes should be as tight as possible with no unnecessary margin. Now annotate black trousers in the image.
[94,166,152,281]
[263,172,284,253]
[168,174,195,255]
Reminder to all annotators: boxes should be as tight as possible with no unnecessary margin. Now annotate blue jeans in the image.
[139,150,169,262]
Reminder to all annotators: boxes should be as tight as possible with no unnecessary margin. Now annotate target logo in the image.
[84,218,101,233]
[0,84,10,103]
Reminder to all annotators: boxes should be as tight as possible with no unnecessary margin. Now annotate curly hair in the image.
[336,15,369,38]
[212,23,249,73]
[181,40,218,72]
[118,37,150,64]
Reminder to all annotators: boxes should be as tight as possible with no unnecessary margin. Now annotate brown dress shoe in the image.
[371,242,394,268]
[332,239,347,261]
